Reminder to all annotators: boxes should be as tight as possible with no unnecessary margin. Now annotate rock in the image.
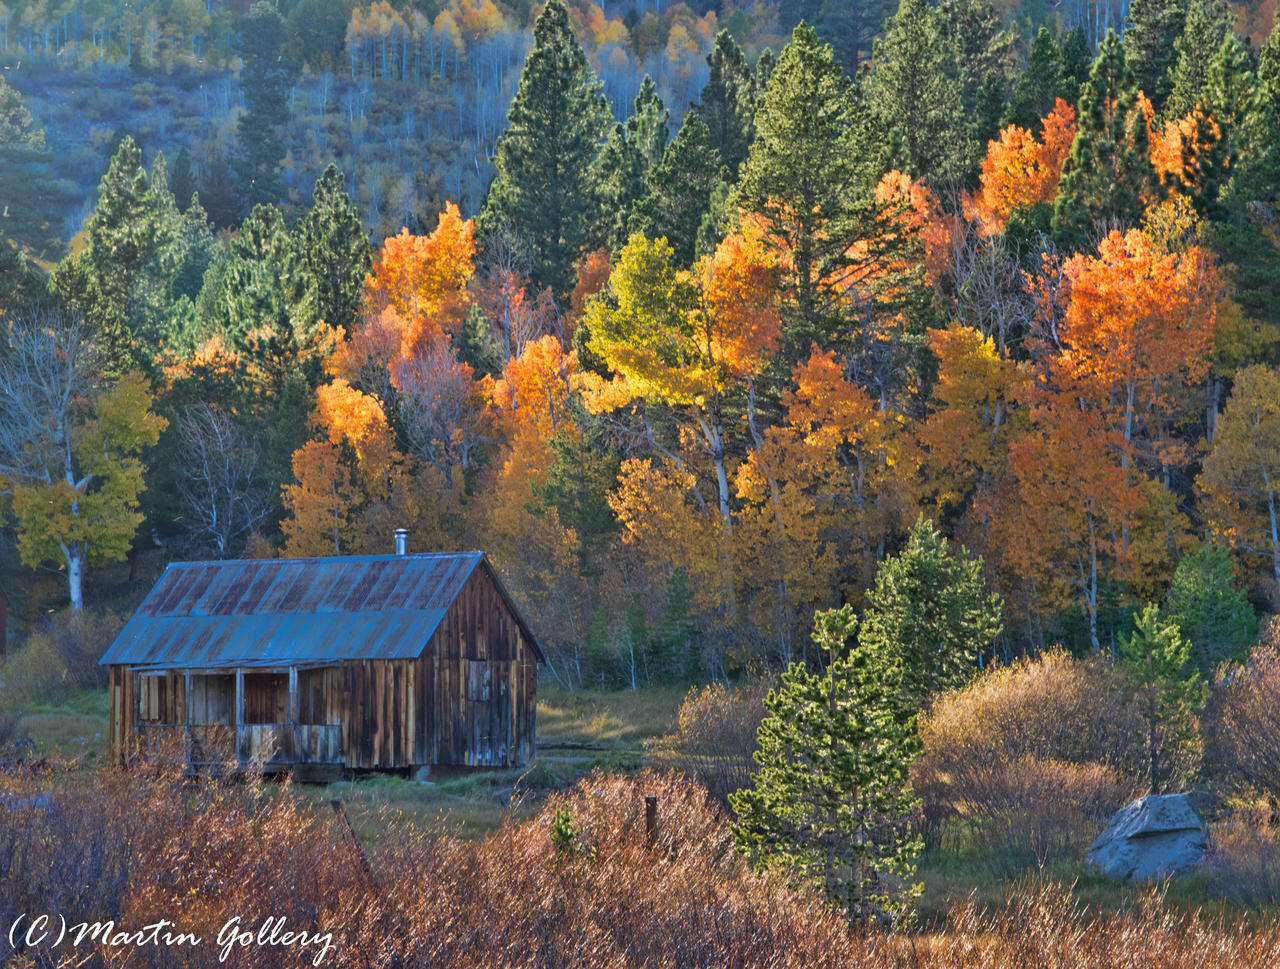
[1086,793,1209,882]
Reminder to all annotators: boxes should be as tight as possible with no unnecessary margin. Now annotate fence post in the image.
[645,795,657,848]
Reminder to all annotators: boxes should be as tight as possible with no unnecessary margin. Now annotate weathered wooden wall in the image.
[420,567,537,768]
[107,562,538,771]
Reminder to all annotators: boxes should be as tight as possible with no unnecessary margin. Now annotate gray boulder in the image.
[1086,793,1208,882]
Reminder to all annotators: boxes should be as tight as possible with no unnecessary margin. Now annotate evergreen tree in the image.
[1166,0,1233,120]
[170,147,198,213]
[859,516,1003,710]
[0,76,64,260]
[1161,542,1257,675]
[940,0,1017,151]
[735,22,898,350]
[592,75,669,255]
[1186,34,1257,219]
[233,1,299,210]
[1004,28,1065,130]
[693,30,756,178]
[629,113,721,266]
[730,605,923,923]
[75,136,180,370]
[1229,22,1280,205]
[1052,30,1155,250]
[219,204,323,400]
[1058,26,1093,100]
[1119,603,1207,793]
[817,0,897,70]
[867,0,974,186]
[1125,0,1189,112]
[754,47,777,100]
[297,164,371,335]
[477,0,611,300]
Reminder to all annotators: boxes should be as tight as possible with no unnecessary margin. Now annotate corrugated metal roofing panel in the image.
[99,553,505,667]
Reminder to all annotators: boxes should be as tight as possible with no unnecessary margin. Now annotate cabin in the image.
[100,536,541,777]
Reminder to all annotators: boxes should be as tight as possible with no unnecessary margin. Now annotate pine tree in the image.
[817,0,896,70]
[940,0,1017,150]
[219,204,322,400]
[693,30,756,178]
[477,0,611,299]
[1004,27,1064,131]
[1166,0,1233,120]
[170,147,198,213]
[867,0,974,186]
[1119,603,1206,793]
[298,163,371,335]
[1125,0,1189,112]
[1052,30,1155,250]
[1230,22,1280,205]
[1161,542,1257,675]
[592,75,669,254]
[233,1,299,210]
[629,113,721,266]
[1059,26,1094,101]
[76,136,180,370]
[858,516,1003,710]
[0,76,62,259]
[734,22,896,350]
[730,605,923,924]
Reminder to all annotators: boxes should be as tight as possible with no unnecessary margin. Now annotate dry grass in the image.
[5,760,1280,968]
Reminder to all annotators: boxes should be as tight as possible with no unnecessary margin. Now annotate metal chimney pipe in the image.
[394,529,409,556]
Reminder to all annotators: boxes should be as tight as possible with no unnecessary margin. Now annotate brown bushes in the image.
[915,650,1146,860]
[6,764,1280,967]
[1205,645,1280,801]
[646,680,769,803]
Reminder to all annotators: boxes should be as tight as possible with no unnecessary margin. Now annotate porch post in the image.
[288,666,299,763]
[184,670,193,756]
[234,668,245,766]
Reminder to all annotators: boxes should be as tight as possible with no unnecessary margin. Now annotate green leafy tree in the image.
[1162,541,1257,675]
[477,0,611,299]
[730,604,923,923]
[867,0,974,187]
[1052,30,1155,250]
[1124,0,1189,112]
[630,113,721,266]
[0,310,166,611]
[298,164,371,336]
[233,1,299,210]
[1119,603,1207,793]
[1165,0,1233,121]
[693,30,756,178]
[859,516,1003,710]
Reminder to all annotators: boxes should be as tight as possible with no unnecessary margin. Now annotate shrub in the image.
[1204,811,1280,907]
[915,649,1146,851]
[1204,644,1280,800]
[646,680,769,804]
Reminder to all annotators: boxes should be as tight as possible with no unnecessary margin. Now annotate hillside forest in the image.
[0,0,1279,696]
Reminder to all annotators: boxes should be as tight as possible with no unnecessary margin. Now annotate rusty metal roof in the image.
[101,552,543,668]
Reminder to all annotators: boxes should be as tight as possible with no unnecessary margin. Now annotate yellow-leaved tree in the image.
[0,310,166,610]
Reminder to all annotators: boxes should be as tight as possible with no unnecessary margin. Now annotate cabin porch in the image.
[132,663,342,769]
